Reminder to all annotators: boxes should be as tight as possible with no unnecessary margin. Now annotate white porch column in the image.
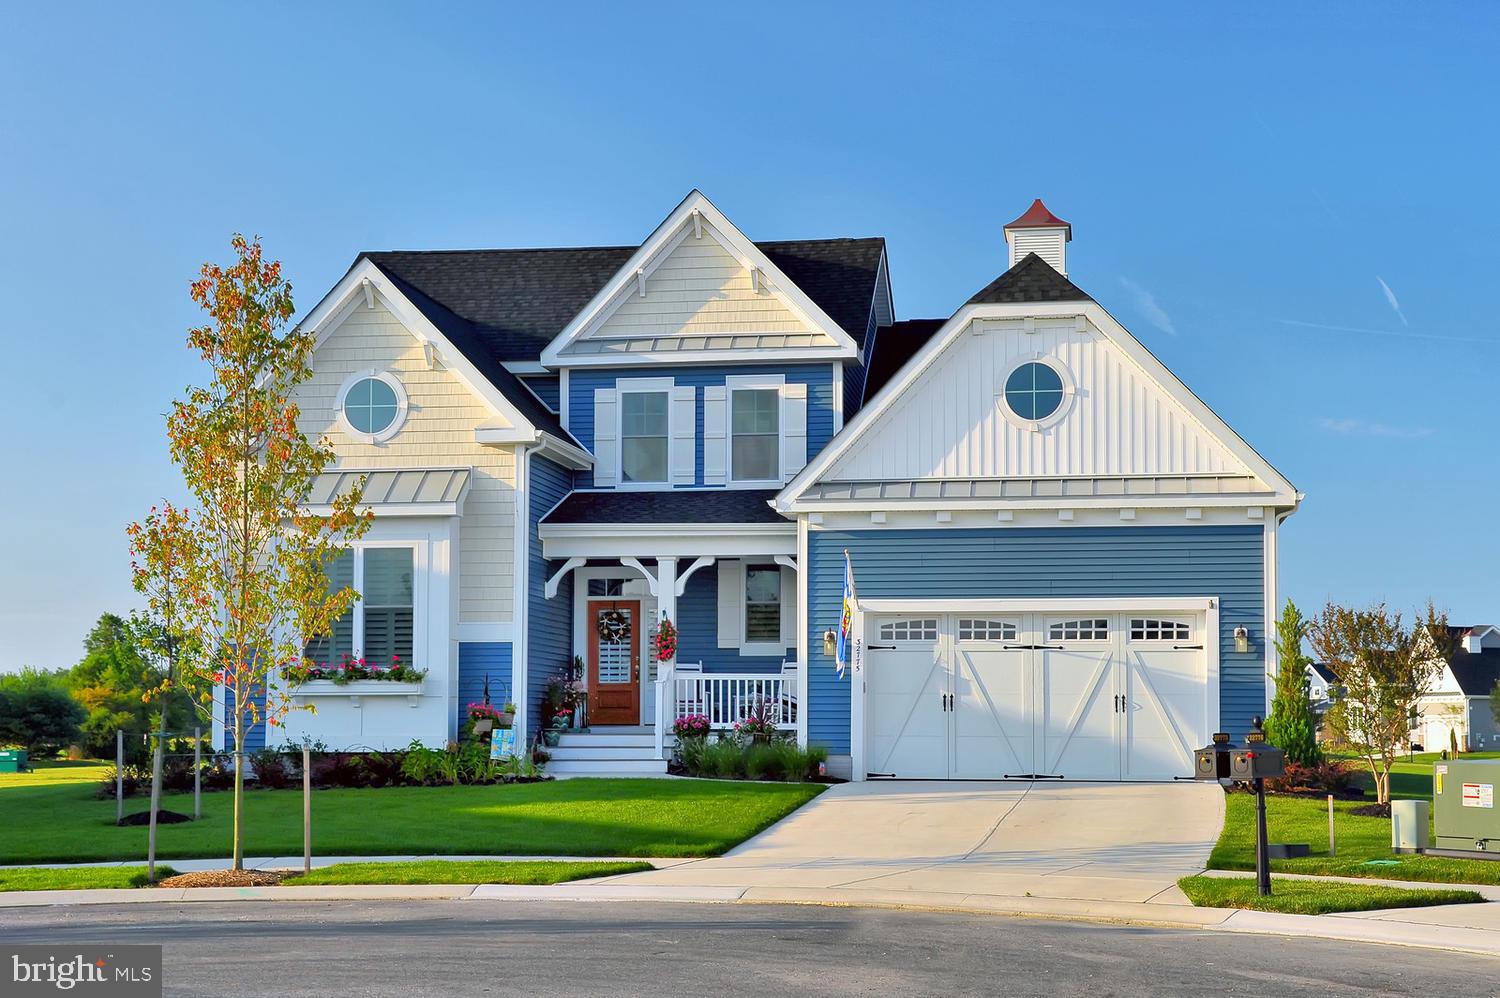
[654,556,679,760]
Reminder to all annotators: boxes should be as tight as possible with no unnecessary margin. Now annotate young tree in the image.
[68,613,192,762]
[1311,601,1453,804]
[1264,600,1321,766]
[128,236,368,870]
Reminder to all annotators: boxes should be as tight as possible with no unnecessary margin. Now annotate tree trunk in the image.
[232,715,244,871]
[147,711,166,882]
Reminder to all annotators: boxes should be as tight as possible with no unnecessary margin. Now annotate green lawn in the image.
[0,866,178,893]
[1178,875,1483,915]
[0,762,822,864]
[287,859,652,886]
[1210,793,1500,885]
[1331,750,1500,800]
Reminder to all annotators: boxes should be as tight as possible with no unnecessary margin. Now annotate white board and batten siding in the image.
[827,316,1258,484]
[299,299,517,623]
[592,235,809,340]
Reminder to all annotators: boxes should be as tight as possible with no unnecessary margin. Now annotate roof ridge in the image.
[362,235,885,258]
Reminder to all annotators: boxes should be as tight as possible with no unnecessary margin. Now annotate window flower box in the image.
[291,679,424,709]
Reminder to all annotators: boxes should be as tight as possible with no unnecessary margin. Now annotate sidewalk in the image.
[0,855,687,873]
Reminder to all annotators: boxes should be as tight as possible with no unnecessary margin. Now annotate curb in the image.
[4,881,1498,956]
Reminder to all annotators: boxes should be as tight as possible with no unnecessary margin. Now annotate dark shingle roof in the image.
[363,237,885,361]
[1449,649,1500,697]
[967,252,1094,306]
[1309,662,1338,685]
[541,489,787,525]
[863,318,947,402]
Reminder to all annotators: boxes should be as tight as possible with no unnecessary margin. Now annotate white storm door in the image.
[1121,615,1208,780]
[865,616,948,778]
[950,616,1033,779]
[1036,614,1121,781]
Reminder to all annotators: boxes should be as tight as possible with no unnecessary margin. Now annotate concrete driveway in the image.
[612,780,1224,905]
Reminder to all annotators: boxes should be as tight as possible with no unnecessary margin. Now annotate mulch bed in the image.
[116,810,192,827]
[157,870,289,889]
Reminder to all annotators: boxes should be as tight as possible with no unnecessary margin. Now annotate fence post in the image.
[1328,794,1336,857]
[302,745,312,874]
[115,730,124,825]
[194,727,202,821]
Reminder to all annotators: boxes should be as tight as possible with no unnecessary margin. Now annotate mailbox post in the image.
[1194,718,1285,897]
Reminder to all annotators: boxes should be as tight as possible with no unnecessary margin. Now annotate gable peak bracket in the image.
[361,278,375,310]
[749,265,762,294]
[636,269,647,298]
[692,209,702,239]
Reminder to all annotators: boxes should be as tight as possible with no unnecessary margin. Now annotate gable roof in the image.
[863,318,946,401]
[1449,647,1500,697]
[967,252,1093,305]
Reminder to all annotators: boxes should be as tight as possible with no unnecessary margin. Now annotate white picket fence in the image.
[653,666,798,759]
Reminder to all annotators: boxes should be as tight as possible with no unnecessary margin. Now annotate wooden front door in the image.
[588,599,641,725]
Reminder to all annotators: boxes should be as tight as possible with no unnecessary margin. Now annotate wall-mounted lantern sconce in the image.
[1233,626,1250,655]
[823,629,837,657]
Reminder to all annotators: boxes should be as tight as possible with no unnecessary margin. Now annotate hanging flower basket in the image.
[652,617,678,662]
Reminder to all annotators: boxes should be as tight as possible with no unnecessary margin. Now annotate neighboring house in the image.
[1410,626,1500,752]
[213,191,1301,780]
[1307,661,1338,707]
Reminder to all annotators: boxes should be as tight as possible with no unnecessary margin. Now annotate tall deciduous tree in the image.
[1264,600,1321,766]
[1311,601,1452,804]
[128,236,368,870]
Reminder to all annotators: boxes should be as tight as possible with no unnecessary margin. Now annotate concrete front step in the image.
[555,732,658,749]
[547,758,669,776]
[548,745,667,762]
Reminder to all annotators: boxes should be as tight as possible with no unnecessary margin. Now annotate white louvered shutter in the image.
[779,382,808,480]
[703,385,728,485]
[670,385,696,485]
[593,388,619,486]
[779,565,797,648]
[717,559,742,648]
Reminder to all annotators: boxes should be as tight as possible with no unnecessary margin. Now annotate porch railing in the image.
[653,666,798,759]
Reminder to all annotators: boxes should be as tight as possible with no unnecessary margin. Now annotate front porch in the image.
[538,492,804,769]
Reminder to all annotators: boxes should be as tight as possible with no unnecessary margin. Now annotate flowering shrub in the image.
[1265,760,1361,798]
[733,700,779,739]
[652,617,678,662]
[285,653,427,686]
[672,714,710,739]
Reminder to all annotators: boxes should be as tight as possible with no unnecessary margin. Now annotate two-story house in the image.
[214,191,1301,782]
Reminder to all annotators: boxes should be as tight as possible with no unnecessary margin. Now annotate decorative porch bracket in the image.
[619,557,660,597]
[543,556,586,599]
[773,554,798,573]
[673,556,716,596]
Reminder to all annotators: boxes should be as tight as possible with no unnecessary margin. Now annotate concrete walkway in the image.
[595,780,1226,905]
[1,855,687,873]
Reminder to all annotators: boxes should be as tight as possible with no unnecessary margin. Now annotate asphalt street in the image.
[2,900,1496,997]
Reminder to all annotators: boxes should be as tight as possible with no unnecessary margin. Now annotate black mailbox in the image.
[1228,727,1285,780]
[1194,732,1233,780]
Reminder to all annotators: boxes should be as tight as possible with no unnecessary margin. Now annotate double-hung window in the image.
[731,388,779,483]
[621,390,669,484]
[303,547,415,668]
[744,564,782,644]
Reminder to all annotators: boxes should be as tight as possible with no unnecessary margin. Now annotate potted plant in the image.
[672,714,710,742]
[733,700,779,745]
[498,702,516,729]
[543,707,573,747]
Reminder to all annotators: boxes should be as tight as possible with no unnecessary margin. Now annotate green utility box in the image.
[0,749,28,773]
[1434,759,1500,853]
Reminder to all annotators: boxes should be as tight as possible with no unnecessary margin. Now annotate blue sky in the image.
[2,3,1496,671]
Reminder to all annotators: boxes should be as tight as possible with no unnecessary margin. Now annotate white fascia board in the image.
[778,300,1300,511]
[304,259,538,439]
[857,596,1219,614]
[539,522,796,559]
[555,345,853,368]
[504,361,549,374]
[540,190,859,366]
[534,432,595,471]
[793,494,1280,513]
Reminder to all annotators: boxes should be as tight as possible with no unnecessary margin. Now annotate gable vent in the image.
[1004,198,1072,275]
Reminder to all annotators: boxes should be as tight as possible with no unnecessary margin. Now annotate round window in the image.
[1003,361,1065,421]
[343,376,401,436]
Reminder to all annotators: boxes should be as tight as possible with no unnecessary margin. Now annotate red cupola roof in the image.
[1003,198,1071,238]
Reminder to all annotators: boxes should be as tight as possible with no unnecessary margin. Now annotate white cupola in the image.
[1003,198,1072,275]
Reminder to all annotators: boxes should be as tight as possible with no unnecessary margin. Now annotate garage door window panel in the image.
[957,619,1018,642]
[1049,618,1109,642]
[1129,618,1191,642]
[879,618,938,643]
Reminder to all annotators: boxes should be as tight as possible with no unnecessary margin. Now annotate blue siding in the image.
[806,525,1267,755]
[566,364,836,488]
[675,564,786,674]
[222,679,267,754]
[519,374,560,411]
[528,455,576,732]
[458,642,514,711]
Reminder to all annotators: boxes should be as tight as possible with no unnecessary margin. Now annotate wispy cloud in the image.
[1319,417,1434,440]
[1376,276,1408,327]
[1277,318,1497,346]
[1117,277,1176,336]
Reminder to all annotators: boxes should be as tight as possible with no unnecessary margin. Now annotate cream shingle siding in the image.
[298,300,517,623]
[592,234,810,338]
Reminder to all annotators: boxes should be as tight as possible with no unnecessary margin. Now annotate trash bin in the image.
[1391,799,1429,853]
[0,750,28,773]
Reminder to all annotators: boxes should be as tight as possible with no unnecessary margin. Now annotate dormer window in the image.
[621,390,669,483]
[731,388,780,482]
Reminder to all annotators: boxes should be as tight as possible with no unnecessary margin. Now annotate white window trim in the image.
[997,355,1076,432]
[616,376,675,491]
[741,561,784,656]
[336,369,410,444]
[726,373,785,488]
[305,540,422,664]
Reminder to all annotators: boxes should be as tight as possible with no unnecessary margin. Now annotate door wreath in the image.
[597,608,631,643]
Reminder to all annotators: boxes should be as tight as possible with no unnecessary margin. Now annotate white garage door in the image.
[865,611,1210,781]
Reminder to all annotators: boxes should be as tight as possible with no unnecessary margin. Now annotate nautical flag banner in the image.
[835,550,856,679]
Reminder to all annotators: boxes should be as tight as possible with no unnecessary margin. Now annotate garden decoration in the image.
[597,608,630,642]
[652,616,678,662]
